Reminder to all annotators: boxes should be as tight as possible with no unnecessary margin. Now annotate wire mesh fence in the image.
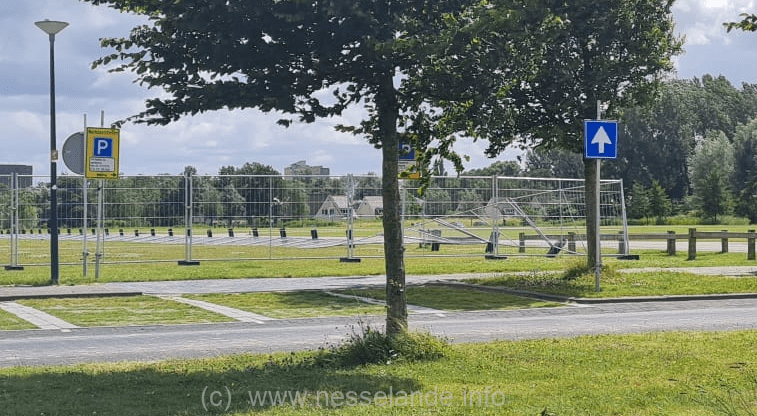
[0,173,628,268]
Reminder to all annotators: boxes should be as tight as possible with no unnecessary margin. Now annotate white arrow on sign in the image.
[591,126,613,154]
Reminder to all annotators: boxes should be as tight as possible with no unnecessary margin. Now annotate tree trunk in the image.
[584,158,598,270]
[377,72,407,336]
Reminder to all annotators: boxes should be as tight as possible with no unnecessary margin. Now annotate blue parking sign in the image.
[93,137,113,157]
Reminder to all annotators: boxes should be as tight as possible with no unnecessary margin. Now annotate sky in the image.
[2,0,757,178]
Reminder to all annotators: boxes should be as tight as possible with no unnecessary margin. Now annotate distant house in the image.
[0,165,32,188]
[314,196,355,220]
[356,196,383,218]
[284,160,330,176]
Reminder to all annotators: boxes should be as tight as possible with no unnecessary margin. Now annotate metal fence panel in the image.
[0,174,627,269]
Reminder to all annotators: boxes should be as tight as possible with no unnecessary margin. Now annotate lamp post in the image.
[35,19,68,285]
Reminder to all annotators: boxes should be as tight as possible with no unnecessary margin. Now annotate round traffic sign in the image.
[62,131,84,175]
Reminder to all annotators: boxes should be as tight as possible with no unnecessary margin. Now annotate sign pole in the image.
[585,103,617,293]
[594,101,602,292]
[82,114,88,277]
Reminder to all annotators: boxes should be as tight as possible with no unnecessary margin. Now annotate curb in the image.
[0,290,143,302]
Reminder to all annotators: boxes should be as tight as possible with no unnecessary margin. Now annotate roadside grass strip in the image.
[0,302,78,330]
[159,295,275,323]
[16,296,234,327]
[466,268,757,298]
[0,306,37,330]
[324,291,446,315]
[0,330,756,415]
[338,285,564,311]
[185,291,387,319]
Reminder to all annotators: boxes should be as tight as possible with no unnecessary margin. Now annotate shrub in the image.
[314,324,448,368]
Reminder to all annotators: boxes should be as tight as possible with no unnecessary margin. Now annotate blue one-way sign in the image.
[584,120,618,159]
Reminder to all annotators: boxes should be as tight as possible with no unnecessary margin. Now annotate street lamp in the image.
[35,19,68,285]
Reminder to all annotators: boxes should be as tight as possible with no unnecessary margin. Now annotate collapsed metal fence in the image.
[0,173,628,271]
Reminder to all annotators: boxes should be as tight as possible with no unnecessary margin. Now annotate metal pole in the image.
[82,114,88,276]
[94,113,108,279]
[11,173,18,268]
[95,180,104,280]
[595,100,602,292]
[47,32,60,285]
[94,179,105,280]
[186,173,193,262]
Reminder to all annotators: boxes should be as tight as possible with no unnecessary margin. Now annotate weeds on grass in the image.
[315,323,448,368]
[694,369,757,416]
[263,322,449,371]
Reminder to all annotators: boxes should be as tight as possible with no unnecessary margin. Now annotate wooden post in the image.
[687,228,696,261]
[721,230,728,254]
[568,232,576,252]
[748,230,755,261]
[519,232,526,253]
[667,231,676,256]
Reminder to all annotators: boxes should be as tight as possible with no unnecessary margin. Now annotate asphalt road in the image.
[2,298,755,368]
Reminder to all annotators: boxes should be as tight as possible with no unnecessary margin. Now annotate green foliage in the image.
[613,76,757,202]
[628,180,672,224]
[464,161,522,177]
[628,182,652,222]
[689,132,735,221]
[313,325,448,368]
[522,147,584,178]
[732,118,757,224]
[725,13,757,32]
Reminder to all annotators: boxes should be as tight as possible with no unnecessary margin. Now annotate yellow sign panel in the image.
[398,160,421,180]
[85,127,120,179]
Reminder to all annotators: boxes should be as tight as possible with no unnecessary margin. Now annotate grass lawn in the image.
[186,291,387,319]
[16,296,234,327]
[339,285,564,311]
[0,330,754,415]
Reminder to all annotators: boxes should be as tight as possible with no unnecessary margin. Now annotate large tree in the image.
[689,132,734,221]
[732,118,757,223]
[467,0,683,269]
[85,0,551,334]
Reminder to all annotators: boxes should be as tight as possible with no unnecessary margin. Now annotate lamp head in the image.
[35,20,69,36]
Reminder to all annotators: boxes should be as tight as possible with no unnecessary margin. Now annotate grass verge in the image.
[185,291,387,319]
[0,308,36,330]
[339,285,563,311]
[466,261,757,298]
[17,296,234,327]
[0,330,754,415]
